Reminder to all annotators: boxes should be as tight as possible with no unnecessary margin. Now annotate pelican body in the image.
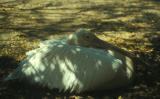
[5,30,134,93]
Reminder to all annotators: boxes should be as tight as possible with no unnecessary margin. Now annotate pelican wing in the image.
[7,42,124,92]
[26,38,67,56]
[39,38,67,47]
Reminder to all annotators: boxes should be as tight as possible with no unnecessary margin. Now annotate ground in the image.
[0,0,160,99]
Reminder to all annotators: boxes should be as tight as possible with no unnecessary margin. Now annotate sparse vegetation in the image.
[0,0,160,98]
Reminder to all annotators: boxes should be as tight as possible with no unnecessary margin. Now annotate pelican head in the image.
[66,30,133,57]
[67,30,107,48]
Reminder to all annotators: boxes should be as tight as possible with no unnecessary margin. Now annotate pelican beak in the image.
[93,37,134,58]
[93,37,111,50]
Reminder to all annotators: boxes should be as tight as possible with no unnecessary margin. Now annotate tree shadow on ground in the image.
[1,0,160,98]
[0,56,18,79]
[0,0,159,40]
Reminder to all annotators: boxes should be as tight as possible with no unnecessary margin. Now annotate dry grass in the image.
[0,0,160,98]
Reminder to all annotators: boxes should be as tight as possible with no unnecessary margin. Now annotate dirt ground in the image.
[0,0,160,98]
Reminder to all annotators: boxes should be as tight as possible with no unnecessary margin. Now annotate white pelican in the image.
[4,30,136,93]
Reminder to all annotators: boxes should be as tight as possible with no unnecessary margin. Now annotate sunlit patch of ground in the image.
[0,0,160,98]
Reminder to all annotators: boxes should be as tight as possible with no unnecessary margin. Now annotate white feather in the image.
[5,30,134,93]
[39,38,67,47]
[6,42,133,92]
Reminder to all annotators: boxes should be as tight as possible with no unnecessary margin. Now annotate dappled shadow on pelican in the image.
[4,30,134,93]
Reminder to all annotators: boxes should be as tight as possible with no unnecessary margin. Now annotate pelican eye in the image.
[85,35,90,39]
